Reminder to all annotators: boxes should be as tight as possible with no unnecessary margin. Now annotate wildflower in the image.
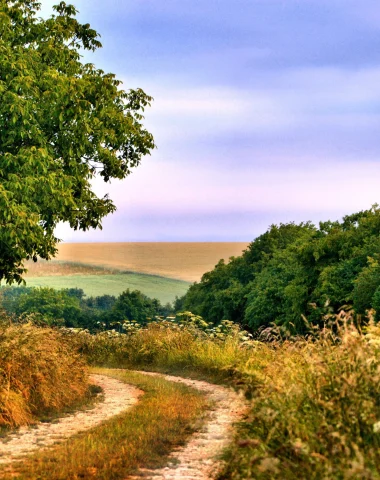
[373,421,380,433]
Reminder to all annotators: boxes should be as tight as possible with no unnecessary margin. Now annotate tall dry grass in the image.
[0,320,89,428]
[222,322,380,479]
[63,320,252,379]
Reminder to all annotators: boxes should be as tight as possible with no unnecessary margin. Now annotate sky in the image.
[40,0,380,242]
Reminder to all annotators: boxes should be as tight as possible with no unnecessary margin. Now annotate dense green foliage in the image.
[0,286,173,329]
[182,206,380,332]
[0,0,154,283]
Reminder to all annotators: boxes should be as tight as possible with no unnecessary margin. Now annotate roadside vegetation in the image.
[65,312,380,479]
[0,318,89,429]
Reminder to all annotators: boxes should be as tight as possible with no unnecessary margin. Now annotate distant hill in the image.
[50,242,249,283]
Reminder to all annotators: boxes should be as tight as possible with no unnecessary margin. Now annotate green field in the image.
[24,273,190,304]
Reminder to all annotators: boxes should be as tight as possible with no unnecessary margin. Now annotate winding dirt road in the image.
[0,371,247,480]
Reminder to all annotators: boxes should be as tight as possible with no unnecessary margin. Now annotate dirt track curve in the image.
[0,374,142,465]
[0,371,247,480]
[130,372,247,480]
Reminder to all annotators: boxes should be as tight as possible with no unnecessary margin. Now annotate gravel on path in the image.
[130,372,247,480]
[0,374,143,465]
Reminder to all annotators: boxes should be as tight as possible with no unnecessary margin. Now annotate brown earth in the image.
[52,242,249,282]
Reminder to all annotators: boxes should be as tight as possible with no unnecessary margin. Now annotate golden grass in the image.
[0,369,208,480]
[24,260,117,277]
[52,242,248,282]
[0,322,89,428]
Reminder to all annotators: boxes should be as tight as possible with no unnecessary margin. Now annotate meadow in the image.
[24,271,190,304]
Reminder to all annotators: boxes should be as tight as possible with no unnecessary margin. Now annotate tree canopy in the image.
[0,286,172,330]
[181,206,380,333]
[0,1,155,283]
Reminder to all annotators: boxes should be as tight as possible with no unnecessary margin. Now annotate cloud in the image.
[134,65,380,166]
[39,0,380,242]
[94,159,380,213]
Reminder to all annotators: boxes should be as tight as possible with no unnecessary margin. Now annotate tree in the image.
[182,206,380,332]
[14,287,81,326]
[109,289,163,325]
[0,1,155,283]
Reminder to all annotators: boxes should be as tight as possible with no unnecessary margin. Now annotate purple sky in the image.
[40,0,380,241]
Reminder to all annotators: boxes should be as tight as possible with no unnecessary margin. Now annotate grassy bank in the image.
[0,322,89,429]
[68,316,380,479]
[0,369,208,480]
[24,272,190,304]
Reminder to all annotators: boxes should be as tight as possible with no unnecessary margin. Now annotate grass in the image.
[0,369,209,480]
[4,308,380,478]
[67,315,380,479]
[23,272,190,304]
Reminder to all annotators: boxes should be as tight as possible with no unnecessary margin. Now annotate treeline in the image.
[0,287,174,331]
[180,205,380,332]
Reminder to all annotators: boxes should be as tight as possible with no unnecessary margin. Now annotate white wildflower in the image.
[373,421,380,433]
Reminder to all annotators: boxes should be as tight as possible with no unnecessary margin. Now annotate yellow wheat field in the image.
[47,242,249,282]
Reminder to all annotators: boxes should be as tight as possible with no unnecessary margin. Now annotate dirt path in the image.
[0,374,142,465]
[0,371,247,480]
[132,372,247,480]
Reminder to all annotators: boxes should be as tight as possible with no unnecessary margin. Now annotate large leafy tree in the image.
[0,0,155,283]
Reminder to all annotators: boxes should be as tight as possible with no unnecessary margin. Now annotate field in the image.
[24,272,190,304]
[52,242,248,282]
[22,242,247,302]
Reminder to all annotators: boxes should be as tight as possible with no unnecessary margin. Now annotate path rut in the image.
[0,374,142,465]
[131,372,247,480]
